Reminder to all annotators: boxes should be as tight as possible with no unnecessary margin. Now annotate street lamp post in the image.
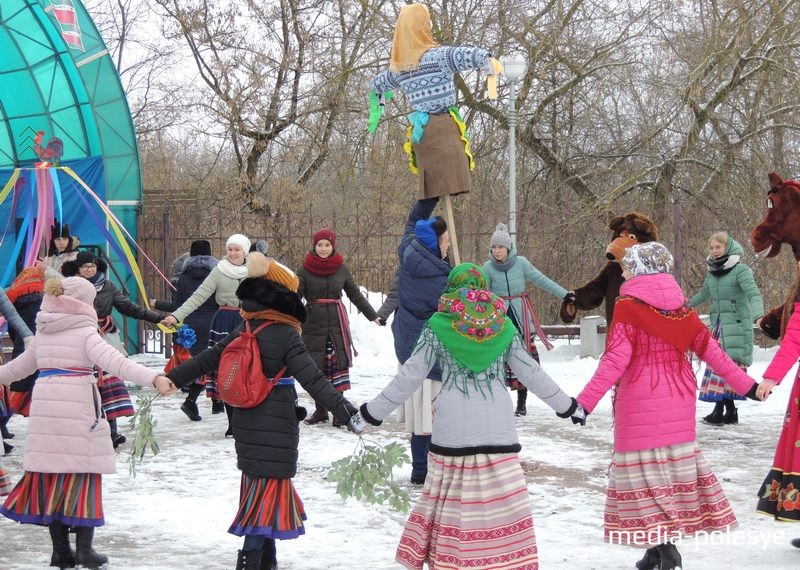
[500,54,527,246]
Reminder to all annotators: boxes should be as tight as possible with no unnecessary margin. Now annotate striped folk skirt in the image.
[0,462,11,496]
[228,473,306,539]
[97,375,134,419]
[0,471,103,527]
[699,362,747,402]
[756,368,800,521]
[324,335,350,392]
[206,308,243,400]
[604,442,736,546]
[396,452,538,570]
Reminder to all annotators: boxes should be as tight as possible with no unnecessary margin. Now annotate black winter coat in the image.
[8,292,42,392]
[166,277,356,479]
[62,258,162,332]
[155,255,218,355]
[296,263,378,372]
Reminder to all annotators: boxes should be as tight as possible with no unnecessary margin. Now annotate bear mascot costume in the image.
[560,212,659,324]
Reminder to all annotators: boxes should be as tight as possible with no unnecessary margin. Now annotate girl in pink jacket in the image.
[755,260,800,548]
[577,243,761,570]
[0,277,174,569]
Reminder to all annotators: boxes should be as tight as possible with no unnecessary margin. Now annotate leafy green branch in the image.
[127,393,161,477]
[328,437,411,513]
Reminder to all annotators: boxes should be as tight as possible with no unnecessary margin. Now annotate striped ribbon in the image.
[504,292,554,351]
[310,298,358,360]
[38,367,95,377]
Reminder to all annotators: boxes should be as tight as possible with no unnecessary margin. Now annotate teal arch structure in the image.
[0,0,145,352]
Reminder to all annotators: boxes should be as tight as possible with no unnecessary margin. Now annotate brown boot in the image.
[304,406,329,425]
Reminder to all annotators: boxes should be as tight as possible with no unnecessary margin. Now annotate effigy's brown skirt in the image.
[413,113,471,199]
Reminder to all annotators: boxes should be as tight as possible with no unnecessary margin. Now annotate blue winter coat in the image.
[483,245,567,330]
[392,199,450,380]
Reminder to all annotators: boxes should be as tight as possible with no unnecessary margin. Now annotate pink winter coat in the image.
[0,293,159,474]
[763,302,800,384]
[577,273,756,452]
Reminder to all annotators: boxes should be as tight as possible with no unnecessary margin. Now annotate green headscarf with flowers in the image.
[427,263,516,373]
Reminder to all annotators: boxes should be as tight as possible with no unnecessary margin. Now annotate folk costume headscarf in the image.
[425,263,516,381]
[389,4,440,72]
[612,243,710,393]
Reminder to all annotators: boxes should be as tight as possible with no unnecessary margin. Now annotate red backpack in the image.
[217,321,287,409]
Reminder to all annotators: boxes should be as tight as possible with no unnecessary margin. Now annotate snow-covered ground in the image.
[2,293,800,569]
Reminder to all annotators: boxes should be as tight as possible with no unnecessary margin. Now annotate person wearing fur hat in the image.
[576,242,764,570]
[165,252,362,570]
[36,222,79,276]
[689,231,764,426]
[162,233,251,436]
[350,263,585,570]
[483,222,573,417]
[0,276,175,569]
[152,240,218,422]
[62,251,165,448]
[296,228,380,426]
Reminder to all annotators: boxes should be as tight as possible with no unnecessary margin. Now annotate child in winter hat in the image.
[621,242,674,277]
[489,222,513,250]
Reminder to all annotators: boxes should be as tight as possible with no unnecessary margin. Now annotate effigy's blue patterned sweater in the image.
[370,46,490,114]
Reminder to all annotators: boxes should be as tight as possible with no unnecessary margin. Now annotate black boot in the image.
[109,419,126,449]
[656,543,681,570]
[49,521,76,568]
[225,404,234,437]
[0,418,14,439]
[211,399,225,414]
[304,405,329,425]
[180,399,202,422]
[236,549,263,570]
[791,538,800,548]
[703,401,725,425]
[514,389,528,417]
[3,440,12,455]
[635,547,660,570]
[75,527,108,569]
[723,398,738,425]
[261,539,278,570]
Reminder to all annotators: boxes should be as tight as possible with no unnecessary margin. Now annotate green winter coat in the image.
[689,237,764,366]
[297,263,378,373]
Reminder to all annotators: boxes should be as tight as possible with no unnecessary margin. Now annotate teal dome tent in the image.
[0,0,149,353]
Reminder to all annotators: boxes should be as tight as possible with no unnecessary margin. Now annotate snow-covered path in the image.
[2,302,799,569]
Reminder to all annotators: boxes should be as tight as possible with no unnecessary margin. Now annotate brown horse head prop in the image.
[751,172,800,260]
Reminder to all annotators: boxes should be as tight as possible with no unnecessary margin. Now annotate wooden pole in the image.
[443,194,460,265]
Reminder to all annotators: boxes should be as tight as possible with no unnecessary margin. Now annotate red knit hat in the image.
[312,228,336,248]
[6,267,45,304]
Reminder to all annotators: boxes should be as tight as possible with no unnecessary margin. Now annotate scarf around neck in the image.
[426,263,516,374]
[217,258,249,280]
[491,254,517,273]
[303,251,344,277]
[239,308,302,333]
[88,271,106,292]
[706,253,740,276]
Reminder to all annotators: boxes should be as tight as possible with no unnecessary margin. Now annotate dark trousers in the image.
[410,434,431,480]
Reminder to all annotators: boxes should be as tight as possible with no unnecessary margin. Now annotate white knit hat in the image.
[490,222,512,249]
[226,233,251,255]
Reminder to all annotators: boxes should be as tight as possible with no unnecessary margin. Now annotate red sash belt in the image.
[310,298,358,360]
[503,293,554,351]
